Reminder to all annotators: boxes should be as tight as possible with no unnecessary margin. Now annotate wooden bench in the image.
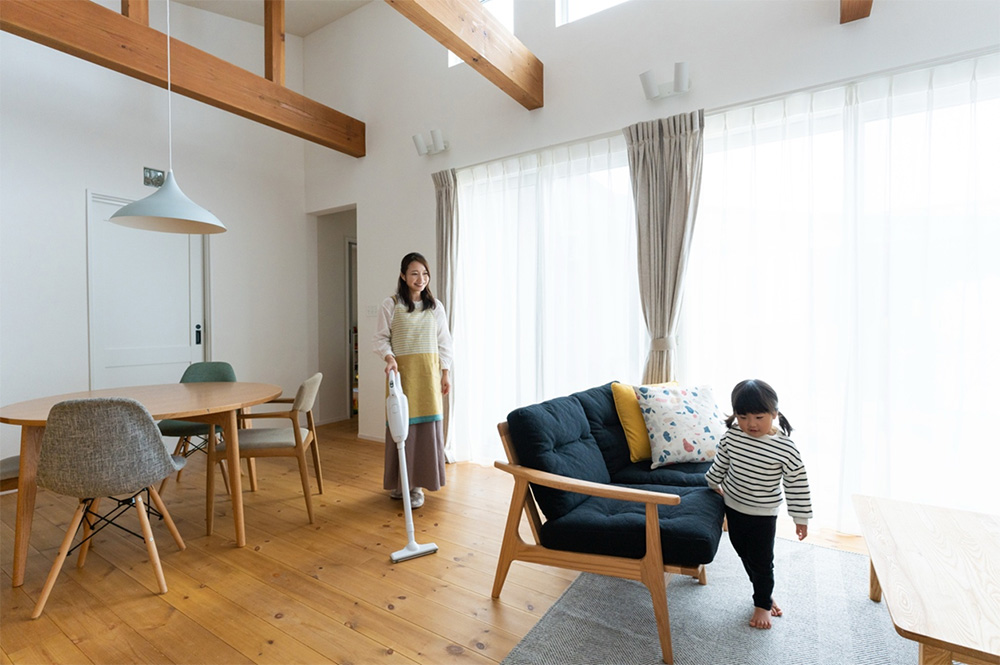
[853,495,1000,665]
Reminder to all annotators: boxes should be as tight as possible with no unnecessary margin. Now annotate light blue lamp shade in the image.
[110,170,226,234]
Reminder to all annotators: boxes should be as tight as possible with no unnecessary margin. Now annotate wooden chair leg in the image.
[247,458,258,492]
[148,486,185,551]
[493,478,529,598]
[309,441,324,495]
[32,501,87,619]
[77,497,102,568]
[641,503,673,665]
[295,450,314,523]
[135,494,168,594]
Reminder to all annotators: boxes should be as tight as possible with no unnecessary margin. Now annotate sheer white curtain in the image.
[678,52,1000,531]
[450,136,646,463]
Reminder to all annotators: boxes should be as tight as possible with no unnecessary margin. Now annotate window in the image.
[556,0,629,26]
[450,135,645,462]
[679,52,1000,530]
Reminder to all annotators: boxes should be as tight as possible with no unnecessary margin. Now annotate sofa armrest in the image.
[494,461,681,506]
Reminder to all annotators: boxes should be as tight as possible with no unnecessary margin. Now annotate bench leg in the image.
[868,560,882,602]
[918,644,953,665]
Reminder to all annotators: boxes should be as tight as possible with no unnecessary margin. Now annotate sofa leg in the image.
[493,477,529,598]
[697,564,707,585]
[641,503,674,665]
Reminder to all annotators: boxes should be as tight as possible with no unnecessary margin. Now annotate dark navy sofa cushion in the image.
[571,382,633,476]
[539,485,725,567]
[507,395,610,520]
[610,460,713,487]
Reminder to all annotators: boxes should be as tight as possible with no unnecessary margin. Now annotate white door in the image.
[87,191,206,390]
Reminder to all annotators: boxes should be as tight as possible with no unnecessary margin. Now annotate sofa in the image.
[491,381,726,664]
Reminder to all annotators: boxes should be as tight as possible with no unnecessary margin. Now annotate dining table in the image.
[0,381,282,588]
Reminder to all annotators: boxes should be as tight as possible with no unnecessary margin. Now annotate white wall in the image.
[0,1,312,457]
[300,0,1000,442]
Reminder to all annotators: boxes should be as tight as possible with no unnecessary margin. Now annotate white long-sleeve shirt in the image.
[372,296,453,371]
[705,427,813,525]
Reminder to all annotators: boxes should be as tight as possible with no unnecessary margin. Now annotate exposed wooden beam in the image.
[840,0,873,23]
[264,0,284,86]
[385,0,543,110]
[121,0,148,26]
[0,0,365,157]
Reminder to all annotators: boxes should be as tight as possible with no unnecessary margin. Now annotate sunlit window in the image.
[448,0,515,67]
[556,0,629,26]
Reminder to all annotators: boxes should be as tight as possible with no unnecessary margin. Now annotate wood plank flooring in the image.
[1,418,863,664]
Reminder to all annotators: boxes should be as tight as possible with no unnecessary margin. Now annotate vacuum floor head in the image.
[390,541,439,563]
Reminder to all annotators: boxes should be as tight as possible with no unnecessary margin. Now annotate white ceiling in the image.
[176,0,372,37]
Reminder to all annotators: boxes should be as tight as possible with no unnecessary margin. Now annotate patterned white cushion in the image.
[634,384,726,468]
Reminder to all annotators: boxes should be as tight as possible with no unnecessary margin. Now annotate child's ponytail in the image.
[777,411,793,436]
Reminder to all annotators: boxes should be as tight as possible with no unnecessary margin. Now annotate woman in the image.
[372,252,453,508]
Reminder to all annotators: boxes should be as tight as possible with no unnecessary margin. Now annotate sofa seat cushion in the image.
[539,485,725,567]
[610,461,714,487]
[507,395,610,520]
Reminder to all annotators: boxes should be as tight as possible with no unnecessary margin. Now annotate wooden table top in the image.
[853,495,1000,663]
[0,382,283,427]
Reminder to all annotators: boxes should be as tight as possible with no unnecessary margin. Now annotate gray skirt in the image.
[383,420,446,492]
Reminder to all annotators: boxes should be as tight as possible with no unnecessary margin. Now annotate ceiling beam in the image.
[0,0,365,157]
[840,0,873,23]
[385,0,543,110]
[264,0,285,86]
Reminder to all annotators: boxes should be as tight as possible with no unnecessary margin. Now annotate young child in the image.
[705,379,812,630]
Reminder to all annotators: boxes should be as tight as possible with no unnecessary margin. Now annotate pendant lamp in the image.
[111,0,225,234]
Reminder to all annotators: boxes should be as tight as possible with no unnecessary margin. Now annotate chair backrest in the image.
[39,398,179,498]
[292,373,323,413]
[179,361,236,383]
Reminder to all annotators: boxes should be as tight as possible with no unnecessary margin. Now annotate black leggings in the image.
[725,506,777,610]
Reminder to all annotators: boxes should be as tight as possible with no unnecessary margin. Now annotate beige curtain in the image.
[623,110,705,383]
[433,169,458,462]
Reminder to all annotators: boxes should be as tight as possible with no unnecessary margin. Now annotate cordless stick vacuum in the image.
[387,369,438,563]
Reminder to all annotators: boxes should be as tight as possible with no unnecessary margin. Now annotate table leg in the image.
[12,425,44,587]
[868,560,882,602]
[220,409,245,547]
[205,425,217,537]
[918,644,953,665]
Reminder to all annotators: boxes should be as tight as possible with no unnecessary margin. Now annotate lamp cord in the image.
[166,0,173,171]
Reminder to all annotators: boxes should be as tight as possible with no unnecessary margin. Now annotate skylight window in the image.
[556,0,629,26]
[448,0,515,67]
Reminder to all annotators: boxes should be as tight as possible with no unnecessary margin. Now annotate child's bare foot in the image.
[771,600,782,617]
[749,607,772,629]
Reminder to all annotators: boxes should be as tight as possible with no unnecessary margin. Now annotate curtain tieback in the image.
[650,336,676,352]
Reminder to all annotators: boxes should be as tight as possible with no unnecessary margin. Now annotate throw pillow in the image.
[612,382,652,462]
[634,384,725,468]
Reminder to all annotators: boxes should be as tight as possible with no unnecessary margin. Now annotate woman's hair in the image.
[724,379,793,436]
[395,252,437,313]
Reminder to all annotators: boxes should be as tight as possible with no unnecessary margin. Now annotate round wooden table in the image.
[0,382,282,588]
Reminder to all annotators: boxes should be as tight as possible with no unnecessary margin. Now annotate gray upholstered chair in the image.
[210,373,324,523]
[158,361,237,493]
[32,397,186,619]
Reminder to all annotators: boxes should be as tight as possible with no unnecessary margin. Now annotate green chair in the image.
[157,361,237,493]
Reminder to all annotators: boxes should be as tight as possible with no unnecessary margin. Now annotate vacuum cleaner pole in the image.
[387,369,438,563]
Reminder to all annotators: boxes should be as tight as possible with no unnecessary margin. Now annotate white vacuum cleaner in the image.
[387,369,438,563]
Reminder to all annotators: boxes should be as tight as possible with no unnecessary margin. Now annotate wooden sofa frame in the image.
[491,422,707,665]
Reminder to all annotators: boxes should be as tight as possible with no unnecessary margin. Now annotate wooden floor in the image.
[0,419,865,664]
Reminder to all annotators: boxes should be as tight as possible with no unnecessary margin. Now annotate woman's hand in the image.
[384,355,397,376]
[441,369,451,396]
[796,523,808,541]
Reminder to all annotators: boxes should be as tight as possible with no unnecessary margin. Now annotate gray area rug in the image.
[502,534,917,665]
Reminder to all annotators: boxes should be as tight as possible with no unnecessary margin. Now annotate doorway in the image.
[316,208,357,425]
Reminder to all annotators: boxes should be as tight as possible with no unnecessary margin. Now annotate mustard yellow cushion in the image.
[612,381,677,463]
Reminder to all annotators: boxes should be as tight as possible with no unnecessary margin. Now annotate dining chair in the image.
[210,373,324,523]
[158,361,237,494]
[32,397,186,619]
[0,455,19,493]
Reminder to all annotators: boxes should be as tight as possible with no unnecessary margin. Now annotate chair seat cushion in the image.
[539,485,724,567]
[218,427,310,451]
[158,419,213,438]
[610,461,713,487]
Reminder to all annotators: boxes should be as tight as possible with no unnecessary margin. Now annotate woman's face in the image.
[403,261,430,296]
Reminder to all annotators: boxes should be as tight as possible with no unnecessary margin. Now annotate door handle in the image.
[195,324,202,345]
